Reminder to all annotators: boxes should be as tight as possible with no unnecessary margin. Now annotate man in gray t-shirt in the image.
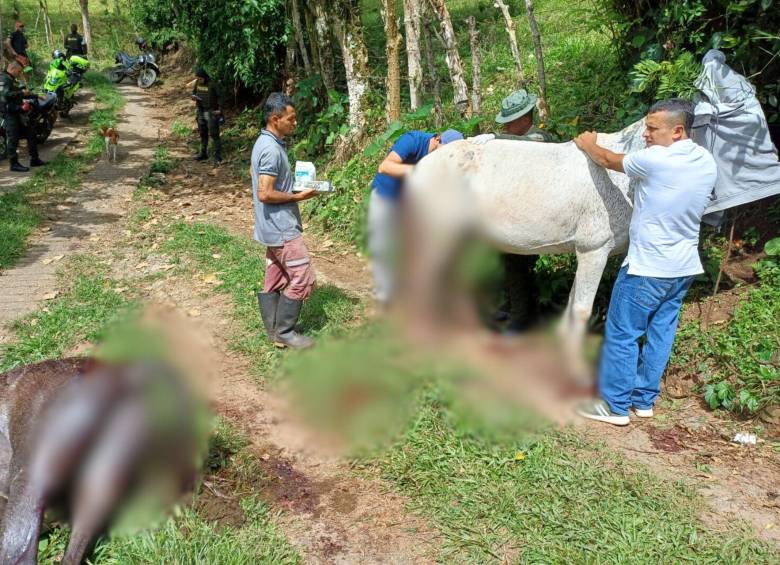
[252,92,319,349]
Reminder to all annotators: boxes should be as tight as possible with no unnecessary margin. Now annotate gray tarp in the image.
[692,50,780,220]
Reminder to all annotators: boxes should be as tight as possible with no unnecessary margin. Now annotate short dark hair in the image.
[264,92,294,125]
[647,98,694,136]
[71,23,78,33]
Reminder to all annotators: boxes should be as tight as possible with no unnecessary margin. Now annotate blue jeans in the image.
[598,265,693,415]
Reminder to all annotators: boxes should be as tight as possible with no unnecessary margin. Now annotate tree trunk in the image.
[330,0,371,135]
[311,1,336,91]
[303,4,324,84]
[523,0,549,121]
[494,0,525,88]
[467,16,481,114]
[382,0,402,122]
[78,0,92,52]
[39,1,53,47]
[403,0,423,111]
[427,0,470,117]
[290,0,312,75]
[422,20,443,128]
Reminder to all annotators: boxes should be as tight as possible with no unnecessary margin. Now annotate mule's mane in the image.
[601,118,646,155]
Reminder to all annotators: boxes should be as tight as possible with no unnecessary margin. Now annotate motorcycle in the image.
[0,92,58,156]
[108,51,160,88]
[43,53,90,118]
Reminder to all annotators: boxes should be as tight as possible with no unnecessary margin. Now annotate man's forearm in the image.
[579,143,625,173]
[259,189,303,204]
[378,161,413,178]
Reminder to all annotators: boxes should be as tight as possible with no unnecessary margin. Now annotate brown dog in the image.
[99,126,119,162]
[0,358,200,564]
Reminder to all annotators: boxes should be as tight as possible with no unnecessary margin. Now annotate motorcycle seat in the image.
[117,52,137,67]
[36,93,57,111]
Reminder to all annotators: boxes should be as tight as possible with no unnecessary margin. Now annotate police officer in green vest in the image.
[64,24,87,58]
[470,89,554,331]
[191,66,223,165]
[0,61,45,172]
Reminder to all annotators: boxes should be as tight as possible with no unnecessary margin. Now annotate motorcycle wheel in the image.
[60,99,74,118]
[137,68,158,89]
[35,115,57,145]
[108,68,125,83]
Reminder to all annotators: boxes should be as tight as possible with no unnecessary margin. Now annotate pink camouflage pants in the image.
[263,236,316,300]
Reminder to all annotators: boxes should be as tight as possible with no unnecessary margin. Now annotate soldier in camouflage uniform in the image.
[191,66,223,165]
[0,61,44,172]
[470,89,554,331]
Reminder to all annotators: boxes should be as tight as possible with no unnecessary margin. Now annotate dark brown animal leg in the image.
[62,403,147,565]
[0,472,45,565]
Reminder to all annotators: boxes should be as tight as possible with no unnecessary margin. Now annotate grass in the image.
[376,385,777,563]
[160,220,359,377]
[0,255,137,372]
[0,71,124,272]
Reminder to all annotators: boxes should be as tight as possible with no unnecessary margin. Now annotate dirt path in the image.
[0,85,160,342]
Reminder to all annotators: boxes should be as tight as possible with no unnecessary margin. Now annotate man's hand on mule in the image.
[574,131,598,150]
[467,133,496,145]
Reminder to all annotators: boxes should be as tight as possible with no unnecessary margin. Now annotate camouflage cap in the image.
[495,89,537,124]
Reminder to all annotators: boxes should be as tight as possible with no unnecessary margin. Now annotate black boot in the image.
[257,292,280,345]
[274,295,314,349]
[193,146,208,161]
[10,158,29,172]
[212,153,222,165]
[30,157,46,167]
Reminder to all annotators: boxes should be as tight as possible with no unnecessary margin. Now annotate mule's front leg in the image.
[561,248,611,380]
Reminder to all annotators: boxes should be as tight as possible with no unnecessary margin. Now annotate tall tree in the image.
[427,0,470,117]
[524,0,549,121]
[403,0,423,111]
[330,0,371,135]
[382,0,402,122]
[468,16,481,114]
[494,0,525,88]
[78,0,92,52]
[422,19,443,127]
[289,0,312,75]
[310,1,336,91]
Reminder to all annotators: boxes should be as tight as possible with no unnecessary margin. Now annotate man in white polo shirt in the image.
[573,98,718,426]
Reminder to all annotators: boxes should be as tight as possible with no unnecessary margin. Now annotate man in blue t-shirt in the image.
[368,128,463,305]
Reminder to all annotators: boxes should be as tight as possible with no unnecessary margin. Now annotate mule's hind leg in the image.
[560,247,611,379]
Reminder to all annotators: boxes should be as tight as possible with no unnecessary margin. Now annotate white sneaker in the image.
[633,407,654,418]
[576,399,630,426]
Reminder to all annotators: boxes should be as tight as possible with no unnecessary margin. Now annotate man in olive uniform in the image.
[470,89,554,332]
[191,67,223,165]
[0,61,45,171]
[64,24,87,58]
[4,20,29,67]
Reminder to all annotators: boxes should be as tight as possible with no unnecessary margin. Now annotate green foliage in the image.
[604,0,780,123]
[129,0,287,92]
[292,87,350,158]
[150,145,174,174]
[673,241,780,414]
[631,52,702,100]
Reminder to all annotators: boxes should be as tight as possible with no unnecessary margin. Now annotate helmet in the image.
[52,49,65,60]
[135,37,147,48]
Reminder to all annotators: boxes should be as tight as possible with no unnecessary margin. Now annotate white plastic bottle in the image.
[295,161,316,183]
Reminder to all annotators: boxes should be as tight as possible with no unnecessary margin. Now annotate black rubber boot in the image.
[193,146,208,161]
[257,292,280,344]
[212,153,222,165]
[30,157,46,167]
[274,295,314,349]
[10,158,29,172]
